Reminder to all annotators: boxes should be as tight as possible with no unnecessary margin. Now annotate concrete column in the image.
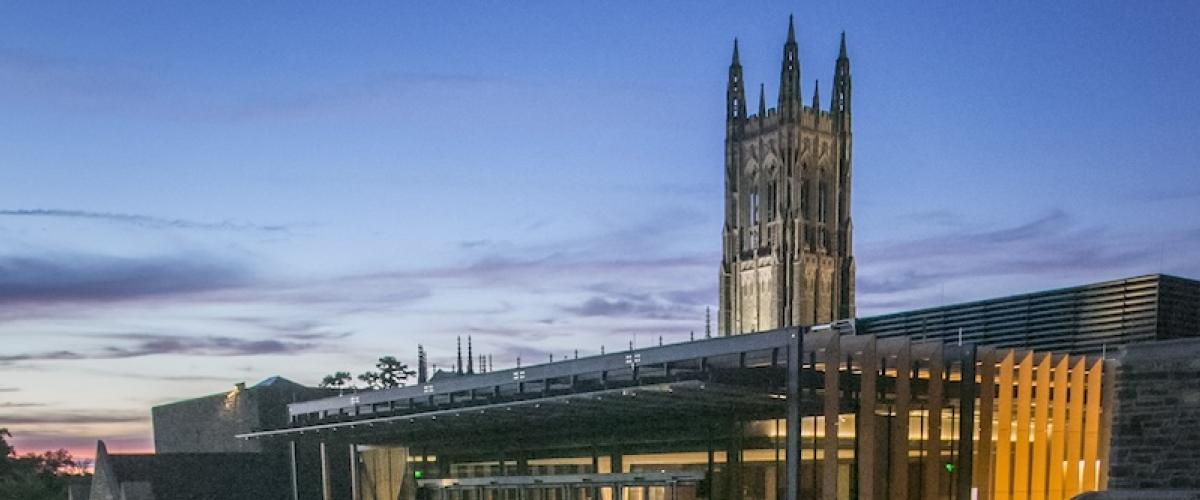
[821,335,839,500]
[856,338,877,500]
[706,438,715,500]
[889,341,913,499]
[349,444,360,500]
[611,452,623,500]
[956,347,977,500]
[320,442,333,500]
[784,328,802,500]
[727,420,744,500]
[922,345,945,500]
[974,348,998,500]
[289,441,300,500]
[591,447,601,500]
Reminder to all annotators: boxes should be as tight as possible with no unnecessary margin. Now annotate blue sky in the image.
[2,1,1199,457]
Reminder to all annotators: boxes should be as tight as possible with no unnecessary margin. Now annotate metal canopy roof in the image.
[287,328,807,419]
[238,380,785,444]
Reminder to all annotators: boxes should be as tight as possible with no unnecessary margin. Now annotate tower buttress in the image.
[831,31,855,320]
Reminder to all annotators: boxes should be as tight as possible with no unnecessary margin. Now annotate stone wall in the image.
[151,384,266,454]
[1108,338,1200,490]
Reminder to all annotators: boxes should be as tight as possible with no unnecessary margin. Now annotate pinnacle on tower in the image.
[758,83,766,116]
[417,344,428,384]
[700,305,710,338]
[778,14,802,117]
[728,38,747,123]
[813,79,820,112]
[456,336,463,375]
[467,336,474,374]
[831,31,851,120]
[732,37,740,66]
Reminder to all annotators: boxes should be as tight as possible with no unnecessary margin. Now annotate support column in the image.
[728,420,744,500]
[611,452,623,500]
[591,448,601,500]
[321,442,333,500]
[974,348,997,500]
[956,346,977,500]
[1048,356,1070,500]
[1014,353,1034,500]
[785,328,803,500]
[1064,357,1086,498]
[707,431,716,500]
[1082,359,1104,492]
[350,444,360,500]
[1031,355,1051,500]
[1098,358,1116,490]
[922,345,944,500]
[822,335,840,500]
[889,341,912,499]
[290,441,300,500]
[856,338,877,500]
[995,352,1016,499]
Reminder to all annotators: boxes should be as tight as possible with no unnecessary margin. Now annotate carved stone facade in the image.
[719,17,855,335]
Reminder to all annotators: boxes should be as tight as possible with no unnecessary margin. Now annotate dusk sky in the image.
[2,1,1199,459]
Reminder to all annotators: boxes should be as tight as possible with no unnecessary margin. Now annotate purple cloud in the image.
[0,209,288,232]
[0,332,335,365]
[855,209,1200,315]
[0,252,250,305]
[0,410,148,425]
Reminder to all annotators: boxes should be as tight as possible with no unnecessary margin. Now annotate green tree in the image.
[357,356,416,389]
[0,428,81,500]
[319,371,353,390]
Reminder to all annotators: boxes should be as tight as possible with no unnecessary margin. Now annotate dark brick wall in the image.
[1108,338,1200,490]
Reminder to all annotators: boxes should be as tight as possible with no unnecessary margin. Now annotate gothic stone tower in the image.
[719,17,855,335]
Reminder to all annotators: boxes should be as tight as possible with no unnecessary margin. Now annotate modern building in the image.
[231,273,1199,500]
[239,326,1116,500]
[719,18,856,336]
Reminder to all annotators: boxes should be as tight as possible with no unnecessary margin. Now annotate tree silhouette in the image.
[357,356,416,389]
[323,355,417,391]
[318,371,353,390]
[0,428,82,500]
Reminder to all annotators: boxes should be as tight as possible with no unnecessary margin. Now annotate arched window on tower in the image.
[766,181,777,222]
[818,181,828,224]
[750,189,760,225]
[800,178,811,219]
